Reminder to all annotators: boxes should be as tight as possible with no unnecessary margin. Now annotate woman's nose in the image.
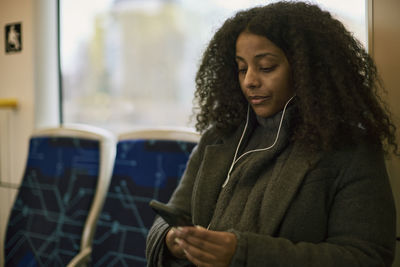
[243,68,260,89]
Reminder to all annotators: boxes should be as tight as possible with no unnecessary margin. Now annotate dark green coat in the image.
[146,121,396,267]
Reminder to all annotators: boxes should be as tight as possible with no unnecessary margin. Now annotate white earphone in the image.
[222,94,296,188]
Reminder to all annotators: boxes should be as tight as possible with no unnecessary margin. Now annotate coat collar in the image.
[192,125,245,227]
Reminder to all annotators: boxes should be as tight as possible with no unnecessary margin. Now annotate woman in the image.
[146,2,398,266]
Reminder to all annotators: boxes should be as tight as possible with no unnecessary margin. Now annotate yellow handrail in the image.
[0,98,18,109]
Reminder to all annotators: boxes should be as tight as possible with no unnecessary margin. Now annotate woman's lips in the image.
[248,96,271,105]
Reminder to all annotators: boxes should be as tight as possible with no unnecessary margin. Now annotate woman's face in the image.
[235,31,294,118]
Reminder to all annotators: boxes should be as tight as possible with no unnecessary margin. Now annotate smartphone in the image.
[149,200,193,226]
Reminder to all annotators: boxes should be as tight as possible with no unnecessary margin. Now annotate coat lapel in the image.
[259,142,322,235]
[192,126,246,227]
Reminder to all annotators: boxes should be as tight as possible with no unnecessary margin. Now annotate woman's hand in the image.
[165,228,187,259]
[173,226,237,267]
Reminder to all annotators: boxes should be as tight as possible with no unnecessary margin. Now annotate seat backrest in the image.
[90,128,199,267]
[3,124,115,266]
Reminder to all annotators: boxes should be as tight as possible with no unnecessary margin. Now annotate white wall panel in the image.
[0,187,18,267]
[371,0,400,265]
[0,1,59,265]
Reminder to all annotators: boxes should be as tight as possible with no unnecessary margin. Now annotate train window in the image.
[60,0,366,133]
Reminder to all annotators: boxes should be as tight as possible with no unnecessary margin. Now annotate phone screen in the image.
[149,200,193,226]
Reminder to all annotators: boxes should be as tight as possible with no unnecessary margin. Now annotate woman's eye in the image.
[238,68,247,74]
[261,65,277,72]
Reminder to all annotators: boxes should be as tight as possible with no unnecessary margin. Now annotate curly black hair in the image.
[193,1,398,154]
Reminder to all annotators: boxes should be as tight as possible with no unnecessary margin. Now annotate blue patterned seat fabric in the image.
[90,139,196,267]
[5,136,100,267]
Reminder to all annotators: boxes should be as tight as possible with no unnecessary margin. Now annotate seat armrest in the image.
[67,247,92,267]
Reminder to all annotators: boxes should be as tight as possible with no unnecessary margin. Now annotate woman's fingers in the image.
[165,228,187,259]
[174,226,237,267]
[176,226,235,250]
[175,237,217,262]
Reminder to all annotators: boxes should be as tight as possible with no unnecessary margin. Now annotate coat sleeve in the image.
[146,129,214,267]
[229,145,396,267]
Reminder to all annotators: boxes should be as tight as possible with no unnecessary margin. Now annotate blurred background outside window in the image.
[60,0,366,134]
